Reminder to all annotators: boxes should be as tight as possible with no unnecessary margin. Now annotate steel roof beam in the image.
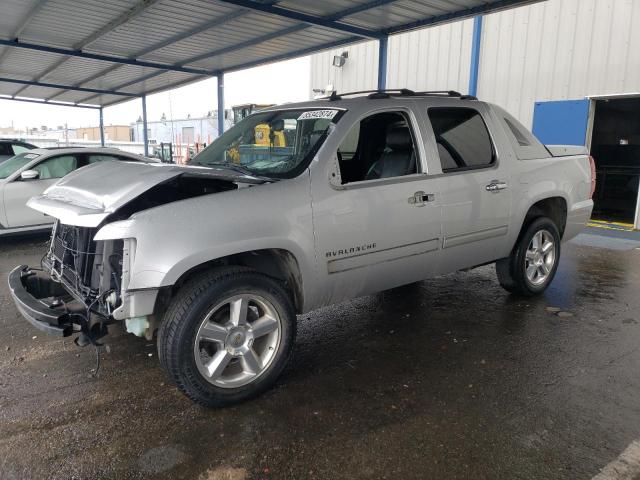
[171,0,400,67]
[80,0,163,49]
[0,77,138,97]
[46,10,249,102]
[0,96,100,110]
[0,39,214,76]
[0,0,50,66]
[383,0,542,34]
[10,0,163,98]
[51,0,398,104]
[218,35,363,74]
[75,70,180,104]
[214,0,384,39]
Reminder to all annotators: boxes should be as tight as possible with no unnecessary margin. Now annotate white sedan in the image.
[0,147,154,235]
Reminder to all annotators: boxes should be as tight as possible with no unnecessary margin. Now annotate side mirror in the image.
[20,170,39,180]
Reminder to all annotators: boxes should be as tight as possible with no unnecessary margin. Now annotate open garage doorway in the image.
[589,97,640,226]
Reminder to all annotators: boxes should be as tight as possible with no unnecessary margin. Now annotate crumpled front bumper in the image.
[7,265,78,337]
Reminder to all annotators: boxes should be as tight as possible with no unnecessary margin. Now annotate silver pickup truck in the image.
[8,90,595,407]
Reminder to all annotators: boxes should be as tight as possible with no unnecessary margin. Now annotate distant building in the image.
[131,114,233,146]
[0,126,20,136]
[76,125,130,142]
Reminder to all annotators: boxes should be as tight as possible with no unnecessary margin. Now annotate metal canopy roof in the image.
[0,0,540,109]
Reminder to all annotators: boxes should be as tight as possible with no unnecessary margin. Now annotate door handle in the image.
[486,181,508,192]
[408,191,435,206]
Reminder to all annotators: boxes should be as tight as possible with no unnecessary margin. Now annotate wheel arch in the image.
[155,248,305,315]
[514,196,568,248]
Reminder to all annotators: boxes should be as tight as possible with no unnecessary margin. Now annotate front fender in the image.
[133,237,312,290]
[114,174,319,309]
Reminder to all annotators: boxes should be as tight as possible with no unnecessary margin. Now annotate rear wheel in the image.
[158,267,295,407]
[496,217,561,296]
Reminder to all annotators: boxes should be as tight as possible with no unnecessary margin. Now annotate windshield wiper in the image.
[194,162,277,181]
[207,162,255,174]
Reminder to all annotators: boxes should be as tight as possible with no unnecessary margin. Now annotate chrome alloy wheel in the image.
[193,294,282,388]
[525,229,556,286]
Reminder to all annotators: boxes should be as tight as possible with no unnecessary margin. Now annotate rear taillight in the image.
[588,155,596,199]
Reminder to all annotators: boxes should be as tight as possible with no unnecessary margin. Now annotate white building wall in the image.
[131,116,232,144]
[309,19,473,96]
[478,0,640,128]
[309,41,379,95]
[386,19,474,93]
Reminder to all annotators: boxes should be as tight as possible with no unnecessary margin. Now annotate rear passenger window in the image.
[428,108,494,172]
[12,144,32,155]
[87,154,120,164]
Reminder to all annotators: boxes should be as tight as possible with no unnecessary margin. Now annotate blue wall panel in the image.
[532,99,590,146]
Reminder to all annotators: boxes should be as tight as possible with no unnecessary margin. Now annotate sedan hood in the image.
[27,161,265,227]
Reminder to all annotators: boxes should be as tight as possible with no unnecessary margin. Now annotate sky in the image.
[0,56,311,131]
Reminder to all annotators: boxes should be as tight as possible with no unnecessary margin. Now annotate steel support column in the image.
[141,95,149,156]
[99,107,105,146]
[468,15,483,97]
[377,36,388,91]
[217,74,225,137]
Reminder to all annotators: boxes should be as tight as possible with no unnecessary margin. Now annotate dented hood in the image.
[27,160,264,227]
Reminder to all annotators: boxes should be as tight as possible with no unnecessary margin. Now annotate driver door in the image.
[310,108,443,304]
[3,154,79,227]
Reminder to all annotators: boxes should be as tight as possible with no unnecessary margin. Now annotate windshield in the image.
[0,152,40,180]
[190,108,343,178]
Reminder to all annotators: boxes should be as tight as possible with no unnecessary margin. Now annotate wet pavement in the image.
[1,231,639,480]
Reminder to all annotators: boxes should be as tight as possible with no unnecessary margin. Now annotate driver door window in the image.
[336,111,419,184]
[33,155,78,179]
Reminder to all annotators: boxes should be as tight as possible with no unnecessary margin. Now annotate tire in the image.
[158,266,296,407]
[496,217,561,296]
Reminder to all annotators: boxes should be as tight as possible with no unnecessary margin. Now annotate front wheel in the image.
[496,217,561,296]
[158,267,296,407]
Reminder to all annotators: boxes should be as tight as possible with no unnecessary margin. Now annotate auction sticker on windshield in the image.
[298,110,338,121]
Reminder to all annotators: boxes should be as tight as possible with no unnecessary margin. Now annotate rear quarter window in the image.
[492,105,549,160]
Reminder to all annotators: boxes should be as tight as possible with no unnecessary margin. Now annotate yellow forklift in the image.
[229,104,291,163]
[232,103,274,124]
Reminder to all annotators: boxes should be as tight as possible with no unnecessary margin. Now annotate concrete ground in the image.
[1,229,639,480]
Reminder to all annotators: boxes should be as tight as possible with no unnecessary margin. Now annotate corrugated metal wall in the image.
[479,0,640,127]
[309,0,640,128]
[309,20,473,96]
[386,20,474,93]
[309,41,379,94]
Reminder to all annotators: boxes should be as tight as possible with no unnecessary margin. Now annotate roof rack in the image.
[326,89,476,101]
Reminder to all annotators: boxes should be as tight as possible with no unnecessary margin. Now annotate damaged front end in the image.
[8,161,259,342]
[9,221,128,341]
[45,222,124,316]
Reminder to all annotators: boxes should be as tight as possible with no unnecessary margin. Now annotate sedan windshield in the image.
[190,108,342,178]
[0,153,39,180]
